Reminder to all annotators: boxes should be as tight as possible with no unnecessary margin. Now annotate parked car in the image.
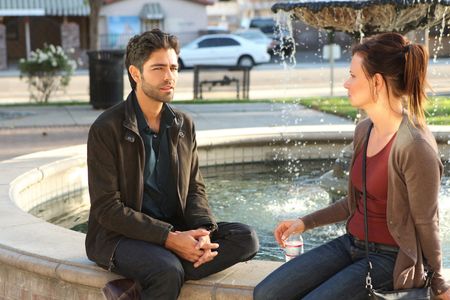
[249,17,295,57]
[179,34,271,68]
[234,28,275,53]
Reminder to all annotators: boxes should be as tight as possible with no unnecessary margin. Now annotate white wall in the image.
[99,0,208,45]
[162,0,208,44]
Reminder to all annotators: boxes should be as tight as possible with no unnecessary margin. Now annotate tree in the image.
[88,0,103,50]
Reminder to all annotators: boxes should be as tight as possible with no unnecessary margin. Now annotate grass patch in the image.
[298,96,450,125]
[426,97,450,125]
[299,97,358,120]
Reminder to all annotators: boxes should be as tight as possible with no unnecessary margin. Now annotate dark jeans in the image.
[253,234,397,300]
[112,222,259,300]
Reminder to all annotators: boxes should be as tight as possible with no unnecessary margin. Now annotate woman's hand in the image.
[436,289,450,300]
[274,219,305,247]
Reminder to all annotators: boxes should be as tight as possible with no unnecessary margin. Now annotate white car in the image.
[179,34,271,68]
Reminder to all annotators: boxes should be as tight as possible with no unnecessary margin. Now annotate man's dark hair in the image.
[125,28,180,90]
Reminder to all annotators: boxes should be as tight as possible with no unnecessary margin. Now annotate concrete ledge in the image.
[0,125,449,299]
[197,125,355,167]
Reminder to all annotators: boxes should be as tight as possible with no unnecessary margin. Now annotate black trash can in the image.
[87,50,125,109]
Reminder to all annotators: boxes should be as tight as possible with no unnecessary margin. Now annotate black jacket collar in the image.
[122,91,180,135]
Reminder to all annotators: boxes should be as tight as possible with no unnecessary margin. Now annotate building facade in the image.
[0,0,213,69]
[99,0,213,48]
[207,0,273,31]
[0,0,90,69]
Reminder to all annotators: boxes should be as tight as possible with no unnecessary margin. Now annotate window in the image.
[220,38,240,46]
[198,37,240,48]
[6,18,19,40]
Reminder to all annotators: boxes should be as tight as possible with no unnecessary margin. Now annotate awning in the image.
[0,0,90,17]
[139,3,164,20]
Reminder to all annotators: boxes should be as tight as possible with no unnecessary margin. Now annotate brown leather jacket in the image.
[302,116,449,295]
[85,92,217,269]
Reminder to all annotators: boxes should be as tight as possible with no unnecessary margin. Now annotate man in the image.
[85,29,259,299]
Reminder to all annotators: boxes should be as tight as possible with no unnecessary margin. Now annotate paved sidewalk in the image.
[0,102,352,161]
[0,102,351,129]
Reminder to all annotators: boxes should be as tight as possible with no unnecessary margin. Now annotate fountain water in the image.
[28,159,450,267]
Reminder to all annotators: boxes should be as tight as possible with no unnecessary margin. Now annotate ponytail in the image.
[403,43,429,127]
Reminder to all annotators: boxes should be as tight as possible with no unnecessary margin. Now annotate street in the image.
[1,58,449,104]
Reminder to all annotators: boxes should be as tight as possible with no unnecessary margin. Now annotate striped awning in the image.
[0,0,90,17]
[139,3,164,20]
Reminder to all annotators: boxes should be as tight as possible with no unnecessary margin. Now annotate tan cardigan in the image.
[302,116,449,295]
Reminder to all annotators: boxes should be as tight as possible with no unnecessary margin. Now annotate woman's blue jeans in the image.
[253,234,397,300]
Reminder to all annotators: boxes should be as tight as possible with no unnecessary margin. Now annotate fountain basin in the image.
[272,0,450,37]
[1,125,449,299]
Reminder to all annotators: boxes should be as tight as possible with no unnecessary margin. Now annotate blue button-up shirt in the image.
[133,97,180,225]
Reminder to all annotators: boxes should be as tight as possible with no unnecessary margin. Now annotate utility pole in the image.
[328,31,335,97]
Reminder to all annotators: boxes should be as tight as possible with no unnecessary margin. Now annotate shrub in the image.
[19,44,76,103]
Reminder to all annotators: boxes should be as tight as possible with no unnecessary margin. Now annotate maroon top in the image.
[348,133,398,246]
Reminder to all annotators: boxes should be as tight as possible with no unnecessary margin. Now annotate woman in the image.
[253,33,450,300]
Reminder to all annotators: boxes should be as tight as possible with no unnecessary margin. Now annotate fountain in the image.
[272,0,450,38]
[1,2,449,299]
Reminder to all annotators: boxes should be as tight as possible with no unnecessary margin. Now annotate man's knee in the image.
[246,225,260,257]
[233,223,260,259]
[159,263,185,284]
[142,259,185,289]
